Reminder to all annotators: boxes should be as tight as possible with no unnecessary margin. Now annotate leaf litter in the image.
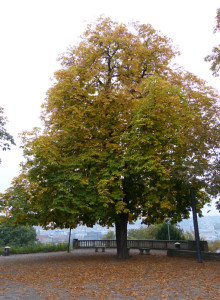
[0,249,219,299]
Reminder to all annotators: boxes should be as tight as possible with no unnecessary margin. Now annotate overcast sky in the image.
[0,0,219,215]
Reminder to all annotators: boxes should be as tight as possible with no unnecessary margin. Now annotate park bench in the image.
[139,247,150,255]
[95,246,106,252]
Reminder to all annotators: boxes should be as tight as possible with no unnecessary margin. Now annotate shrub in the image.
[0,242,68,255]
[208,240,220,253]
[0,218,37,247]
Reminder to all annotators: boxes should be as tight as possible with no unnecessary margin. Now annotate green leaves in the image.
[1,17,219,232]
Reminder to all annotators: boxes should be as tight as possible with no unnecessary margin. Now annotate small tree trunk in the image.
[67,228,71,253]
[115,212,129,259]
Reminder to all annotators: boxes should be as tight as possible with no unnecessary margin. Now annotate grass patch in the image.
[0,242,68,255]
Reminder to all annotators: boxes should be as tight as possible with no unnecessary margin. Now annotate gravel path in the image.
[0,249,219,299]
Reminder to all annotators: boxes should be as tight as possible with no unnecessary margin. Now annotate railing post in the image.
[73,239,79,249]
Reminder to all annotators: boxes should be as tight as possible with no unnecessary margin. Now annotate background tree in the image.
[205,8,220,76]
[208,240,220,253]
[102,230,116,240]
[183,230,195,240]
[155,222,185,240]
[0,106,15,164]
[127,224,185,240]
[182,230,205,241]
[0,217,37,247]
[1,17,220,259]
[128,225,158,240]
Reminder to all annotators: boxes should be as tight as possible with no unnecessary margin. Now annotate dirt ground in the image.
[0,249,219,299]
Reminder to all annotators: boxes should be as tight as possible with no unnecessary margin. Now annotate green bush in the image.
[0,218,37,247]
[0,242,68,255]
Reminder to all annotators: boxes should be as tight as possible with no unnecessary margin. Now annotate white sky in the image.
[0,0,219,216]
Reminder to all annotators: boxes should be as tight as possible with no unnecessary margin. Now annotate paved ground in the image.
[0,249,219,299]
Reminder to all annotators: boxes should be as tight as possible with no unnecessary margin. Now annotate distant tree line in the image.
[102,222,186,240]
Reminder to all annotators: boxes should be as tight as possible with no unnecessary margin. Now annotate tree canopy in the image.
[1,17,220,258]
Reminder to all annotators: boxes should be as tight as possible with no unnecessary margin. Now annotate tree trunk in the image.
[67,228,71,253]
[115,212,129,259]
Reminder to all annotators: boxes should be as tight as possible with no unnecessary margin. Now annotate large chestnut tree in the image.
[2,17,220,259]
